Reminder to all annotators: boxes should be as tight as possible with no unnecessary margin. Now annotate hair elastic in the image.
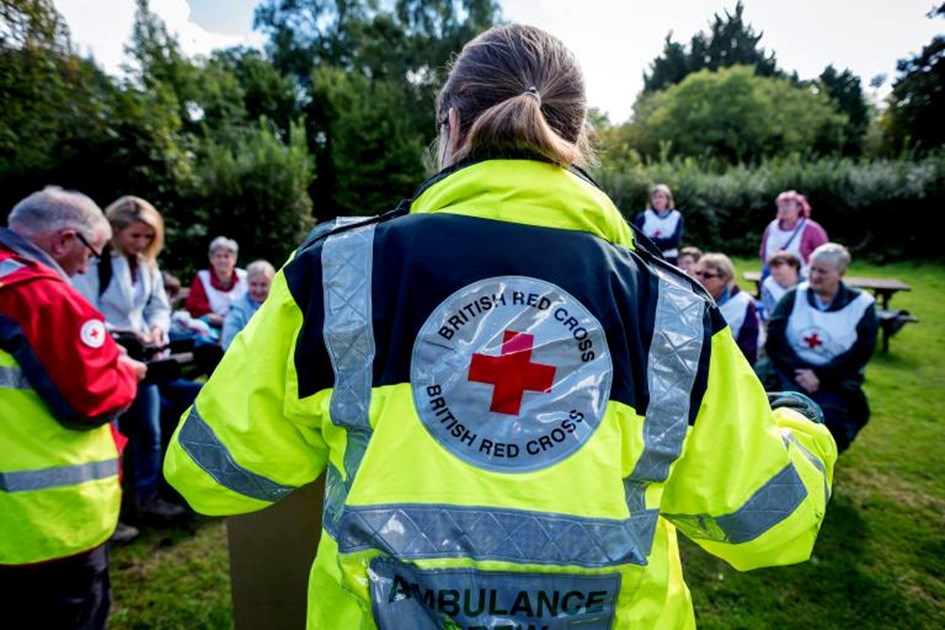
[522,86,542,105]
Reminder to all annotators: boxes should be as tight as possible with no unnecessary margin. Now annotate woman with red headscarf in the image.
[759,190,828,277]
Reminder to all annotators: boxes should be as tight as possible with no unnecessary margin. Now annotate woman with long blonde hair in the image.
[74,196,187,528]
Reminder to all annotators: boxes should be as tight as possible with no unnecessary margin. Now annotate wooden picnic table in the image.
[743,271,911,309]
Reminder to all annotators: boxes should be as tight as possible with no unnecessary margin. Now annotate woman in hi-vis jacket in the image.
[167,24,837,629]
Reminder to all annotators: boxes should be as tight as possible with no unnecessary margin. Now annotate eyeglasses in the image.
[694,270,721,279]
[75,232,102,259]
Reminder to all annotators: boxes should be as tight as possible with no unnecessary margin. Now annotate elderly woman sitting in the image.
[221,260,275,350]
[694,252,763,365]
[184,236,248,327]
[765,243,878,452]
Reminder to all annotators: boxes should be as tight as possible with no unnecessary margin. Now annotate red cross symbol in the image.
[804,332,823,349]
[468,330,556,416]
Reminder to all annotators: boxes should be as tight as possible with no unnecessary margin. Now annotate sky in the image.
[53,0,943,123]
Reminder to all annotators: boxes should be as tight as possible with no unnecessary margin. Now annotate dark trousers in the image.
[0,545,110,629]
[758,363,870,453]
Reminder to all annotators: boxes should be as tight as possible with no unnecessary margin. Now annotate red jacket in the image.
[0,240,137,427]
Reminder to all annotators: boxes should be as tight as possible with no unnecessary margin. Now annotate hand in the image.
[794,368,820,393]
[767,391,824,425]
[119,355,148,382]
[149,326,167,346]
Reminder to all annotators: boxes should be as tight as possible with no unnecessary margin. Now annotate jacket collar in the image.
[0,228,70,281]
[408,158,635,249]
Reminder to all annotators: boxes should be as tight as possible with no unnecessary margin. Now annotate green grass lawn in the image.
[109,259,945,629]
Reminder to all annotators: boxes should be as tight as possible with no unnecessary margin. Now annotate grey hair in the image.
[8,186,110,238]
[209,236,239,256]
[246,260,275,277]
[810,242,851,274]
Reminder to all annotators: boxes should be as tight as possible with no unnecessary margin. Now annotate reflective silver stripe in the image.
[322,219,377,432]
[0,258,25,279]
[626,269,706,511]
[665,462,808,544]
[178,406,294,502]
[783,431,832,501]
[0,458,118,492]
[337,503,654,568]
[0,365,31,390]
[321,219,377,529]
[322,463,347,538]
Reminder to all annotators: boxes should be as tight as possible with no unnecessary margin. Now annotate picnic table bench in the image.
[743,271,918,353]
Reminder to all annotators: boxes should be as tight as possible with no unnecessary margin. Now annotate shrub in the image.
[594,152,945,262]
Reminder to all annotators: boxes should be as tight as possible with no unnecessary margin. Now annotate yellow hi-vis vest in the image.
[0,347,121,564]
[166,159,837,628]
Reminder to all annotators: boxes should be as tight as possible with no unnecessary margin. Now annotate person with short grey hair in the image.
[6,186,111,277]
[1,187,145,629]
[809,242,851,275]
[766,241,878,451]
[208,236,239,257]
[221,259,276,350]
[183,235,248,326]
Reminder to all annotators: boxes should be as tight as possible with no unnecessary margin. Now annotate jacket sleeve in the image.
[800,221,829,264]
[0,276,138,429]
[765,288,807,374]
[164,270,330,516]
[735,297,760,363]
[660,325,837,571]
[811,302,877,385]
[220,304,246,350]
[759,224,770,264]
[183,274,211,318]
[653,211,683,251]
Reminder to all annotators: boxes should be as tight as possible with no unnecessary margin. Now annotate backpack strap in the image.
[97,243,113,298]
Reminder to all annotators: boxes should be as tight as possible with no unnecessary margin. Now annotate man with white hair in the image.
[0,187,145,628]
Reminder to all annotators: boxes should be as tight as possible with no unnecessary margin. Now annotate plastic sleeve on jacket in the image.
[164,271,330,516]
[660,330,837,572]
[183,274,211,318]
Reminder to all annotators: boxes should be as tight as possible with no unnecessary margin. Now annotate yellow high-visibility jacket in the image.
[0,235,138,565]
[166,159,836,629]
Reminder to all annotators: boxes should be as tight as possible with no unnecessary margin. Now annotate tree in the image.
[184,121,314,273]
[882,3,944,155]
[211,47,298,137]
[309,66,426,219]
[631,65,846,163]
[642,1,779,93]
[254,0,500,219]
[0,0,192,216]
[818,65,869,156]
[643,34,690,94]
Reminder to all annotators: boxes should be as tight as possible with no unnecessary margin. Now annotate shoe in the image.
[136,497,188,522]
[110,521,140,544]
